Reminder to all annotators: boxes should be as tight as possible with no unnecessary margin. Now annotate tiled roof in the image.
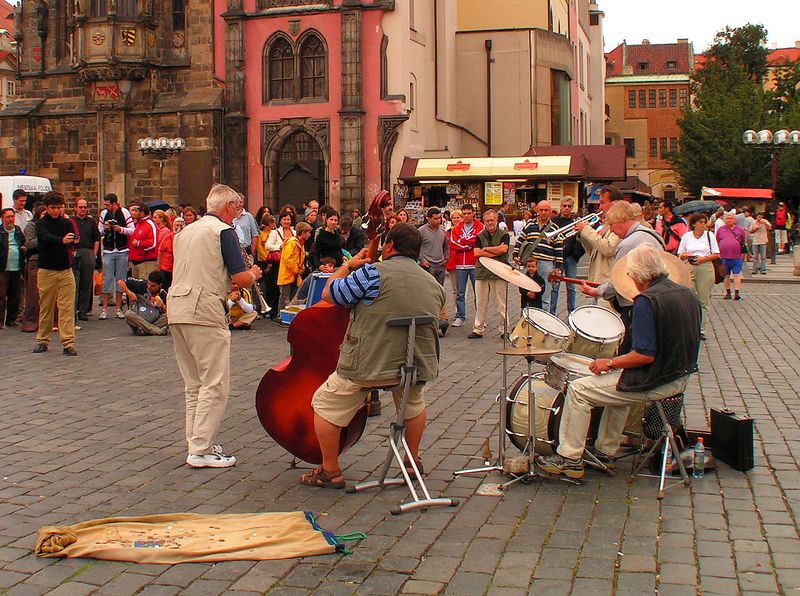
[605,42,692,77]
[0,0,14,35]
[769,48,800,65]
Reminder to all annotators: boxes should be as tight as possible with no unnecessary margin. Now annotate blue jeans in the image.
[752,244,767,273]
[550,256,577,315]
[455,268,476,321]
[102,252,129,295]
[535,260,555,315]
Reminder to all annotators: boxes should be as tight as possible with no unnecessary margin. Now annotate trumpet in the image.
[544,213,602,242]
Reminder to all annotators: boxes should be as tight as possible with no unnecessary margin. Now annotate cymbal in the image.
[610,251,692,301]
[479,257,541,292]
[496,346,562,357]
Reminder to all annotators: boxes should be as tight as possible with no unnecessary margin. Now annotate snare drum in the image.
[544,353,593,393]
[510,307,571,361]
[567,305,624,359]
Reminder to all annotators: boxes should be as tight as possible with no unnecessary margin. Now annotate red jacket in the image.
[129,216,158,263]
[448,220,485,268]
[655,215,688,254]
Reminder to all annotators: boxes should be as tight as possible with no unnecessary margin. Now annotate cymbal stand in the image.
[497,339,580,490]
[454,281,511,477]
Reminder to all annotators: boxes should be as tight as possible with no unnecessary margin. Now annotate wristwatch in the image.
[607,358,615,370]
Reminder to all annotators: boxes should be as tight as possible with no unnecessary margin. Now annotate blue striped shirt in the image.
[329,263,382,306]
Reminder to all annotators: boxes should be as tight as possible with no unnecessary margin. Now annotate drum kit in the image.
[455,254,688,488]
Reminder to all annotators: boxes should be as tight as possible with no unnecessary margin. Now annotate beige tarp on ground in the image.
[35,512,342,564]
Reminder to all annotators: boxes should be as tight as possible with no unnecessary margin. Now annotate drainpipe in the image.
[485,39,493,156]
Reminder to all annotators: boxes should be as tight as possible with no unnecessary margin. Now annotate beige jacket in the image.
[579,224,619,285]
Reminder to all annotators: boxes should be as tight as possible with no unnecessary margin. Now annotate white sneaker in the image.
[186,451,236,468]
[452,318,464,327]
[115,309,125,319]
[99,311,108,320]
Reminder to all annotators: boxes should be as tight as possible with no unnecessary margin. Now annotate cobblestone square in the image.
[1,267,799,594]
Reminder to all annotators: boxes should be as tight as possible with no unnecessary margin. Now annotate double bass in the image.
[254,191,392,464]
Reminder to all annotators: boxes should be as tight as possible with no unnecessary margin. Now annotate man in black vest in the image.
[537,244,701,479]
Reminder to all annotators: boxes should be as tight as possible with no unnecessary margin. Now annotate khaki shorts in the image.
[312,371,427,428]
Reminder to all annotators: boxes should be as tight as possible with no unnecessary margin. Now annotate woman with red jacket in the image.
[153,209,173,290]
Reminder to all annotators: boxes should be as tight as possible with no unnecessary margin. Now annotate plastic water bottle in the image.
[664,443,674,477]
[693,438,705,479]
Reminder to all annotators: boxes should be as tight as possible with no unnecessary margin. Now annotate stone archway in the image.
[262,119,330,212]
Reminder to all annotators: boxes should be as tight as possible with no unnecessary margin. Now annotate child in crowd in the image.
[520,256,545,311]
[277,221,312,313]
[293,256,336,305]
[227,281,257,330]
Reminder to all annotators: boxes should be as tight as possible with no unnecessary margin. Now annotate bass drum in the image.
[505,373,563,456]
[506,374,646,456]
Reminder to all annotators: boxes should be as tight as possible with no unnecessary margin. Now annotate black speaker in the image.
[710,408,754,472]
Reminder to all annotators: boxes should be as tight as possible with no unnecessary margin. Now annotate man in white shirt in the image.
[12,190,33,231]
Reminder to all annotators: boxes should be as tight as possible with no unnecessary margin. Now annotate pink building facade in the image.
[217,0,405,213]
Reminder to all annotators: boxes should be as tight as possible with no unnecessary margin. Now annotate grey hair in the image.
[626,244,668,285]
[206,183,239,212]
[605,200,638,224]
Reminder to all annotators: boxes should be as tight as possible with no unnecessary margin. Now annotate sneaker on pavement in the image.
[467,332,483,339]
[585,447,615,470]
[536,453,584,479]
[186,451,236,468]
[451,318,464,327]
[33,343,48,353]
[99,310,108,320]
[115,309,125,319]
[62,347,78,356]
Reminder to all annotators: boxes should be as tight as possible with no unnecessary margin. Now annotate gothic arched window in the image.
[299,35,326,99]
[267,38,294,101]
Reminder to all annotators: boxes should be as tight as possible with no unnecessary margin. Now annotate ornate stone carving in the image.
[76,65,149,83]
[262,122,284,149]
[378,115,407,149]
[265,0,329,8]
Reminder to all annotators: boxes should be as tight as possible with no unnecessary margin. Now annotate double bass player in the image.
[300,223,445,488]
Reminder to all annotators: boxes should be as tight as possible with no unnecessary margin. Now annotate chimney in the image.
[677,38,688,44]
[641,39,650,45]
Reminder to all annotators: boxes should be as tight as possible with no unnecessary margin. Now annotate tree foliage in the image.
[670,24,800,200]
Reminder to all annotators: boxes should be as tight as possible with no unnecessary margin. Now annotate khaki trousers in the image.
[473,278,507,335]
[171,323,231,456]
[131,260,157,281]
[125,310,168,335]
[689,261,714,333]
[557,371,688,460]
[36,269,76,349]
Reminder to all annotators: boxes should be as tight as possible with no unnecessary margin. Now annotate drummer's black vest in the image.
[617,276,700,393]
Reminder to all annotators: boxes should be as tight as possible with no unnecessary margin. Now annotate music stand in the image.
[348,316,459,515]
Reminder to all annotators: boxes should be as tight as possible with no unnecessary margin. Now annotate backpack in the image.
[132,296,161,324]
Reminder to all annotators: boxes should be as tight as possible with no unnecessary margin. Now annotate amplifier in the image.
[710,408,754,472]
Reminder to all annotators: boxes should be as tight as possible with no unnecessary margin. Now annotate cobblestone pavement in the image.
[1,276,799,595]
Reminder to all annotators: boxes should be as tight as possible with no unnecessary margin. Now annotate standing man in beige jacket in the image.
[575,186,621,291]
[168,184,262,469]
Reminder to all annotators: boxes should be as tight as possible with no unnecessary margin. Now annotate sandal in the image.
[403,457,424,479]
[300,466,345,489]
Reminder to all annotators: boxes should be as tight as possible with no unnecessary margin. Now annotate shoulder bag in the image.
[708,232,725,284]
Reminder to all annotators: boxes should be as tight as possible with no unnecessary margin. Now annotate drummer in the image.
[577,201,664,353]
[536,244,701,479]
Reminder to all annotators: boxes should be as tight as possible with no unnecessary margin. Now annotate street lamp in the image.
[742,128,800,264]
[137,136,186,202]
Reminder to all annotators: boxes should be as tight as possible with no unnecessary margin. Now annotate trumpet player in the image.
[574,186,621,290]
[550,198,582,314]
[512,200,564,315]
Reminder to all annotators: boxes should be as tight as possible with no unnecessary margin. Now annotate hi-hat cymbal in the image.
[610,251,692,301]
[479,257,541,292]
[496,346,562,357]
